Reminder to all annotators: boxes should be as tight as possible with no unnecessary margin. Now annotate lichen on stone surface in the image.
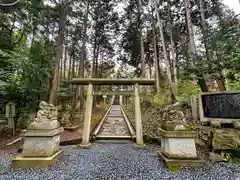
[34,101,58,122]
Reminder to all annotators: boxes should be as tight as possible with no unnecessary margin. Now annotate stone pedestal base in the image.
[159,127,202,168]
[22,135,60,157]
[159,128,198,158]
[22,128,63,157]
[158,152,203,168]
[12,150,62,168]
[12,127,63,168]
[161,137,197,158]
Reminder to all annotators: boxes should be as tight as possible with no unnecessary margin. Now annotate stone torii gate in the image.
[71,78,155,147]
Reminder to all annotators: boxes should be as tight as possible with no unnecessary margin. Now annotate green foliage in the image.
[0,38,53,117]
[16,109,31,129]
[151,80,200,105]
[152,90,171,105]
[228,80,240,91]
[176,81,201,101]
[221,152,233,163]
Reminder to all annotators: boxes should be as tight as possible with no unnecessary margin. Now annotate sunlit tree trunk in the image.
[68,53,72,81]
[154,0,177,103]
[151,9,161,93]
[63,34,67,80]
[184,0,208,92]
[168,7,177,86]
[48,3,66,105]
[79,0,89,112]
[136,0,145,78]
[70,34,77,121]
[71,0,90,121]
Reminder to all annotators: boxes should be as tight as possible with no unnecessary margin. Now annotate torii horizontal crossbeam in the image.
[71,78,155,85]
[93,91,133,96]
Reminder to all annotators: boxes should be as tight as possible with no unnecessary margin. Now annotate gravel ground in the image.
[1,143,240,180]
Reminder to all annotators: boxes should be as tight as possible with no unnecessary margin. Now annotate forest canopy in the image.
[0,0,239,113]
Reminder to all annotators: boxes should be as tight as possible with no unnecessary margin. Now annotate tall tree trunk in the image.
[147,55,152,78]
[63,26,68,80]
[168,7,177,85]
[60,50,63,81]
[92,25,98,107]
[136,0,145,78]
[151,10,161,93]
[95,45,100,78]
[79,0,89,112]
[70,30,78,121]
[63,44,67,80]
[154,0,177,103]
[199,0,211,71]
[48,3,66,105]
[71,18,89,121]
[176,49,180,79]
[95,46,101,105]
[71,0,90,120]
[92,33,98,78]
[215,51,227,91]
[184,0,208,92]
[68,54,72,80]
[72,50,75,77]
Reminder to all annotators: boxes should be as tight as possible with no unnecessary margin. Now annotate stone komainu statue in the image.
[28,101,59,130]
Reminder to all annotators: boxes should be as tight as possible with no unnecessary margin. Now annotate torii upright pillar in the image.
[134,83,144,146]
[80,83,93,147]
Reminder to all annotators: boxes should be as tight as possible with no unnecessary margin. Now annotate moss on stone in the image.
[168,166,181,173]
[212,129,240,150]
[210,120,221,128]
[159,128,197,138]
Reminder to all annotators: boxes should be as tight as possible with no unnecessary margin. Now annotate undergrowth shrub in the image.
[228,79,240,90]
[176,80,201,101]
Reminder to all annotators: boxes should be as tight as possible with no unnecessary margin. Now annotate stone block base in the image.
[161,137,197,158]
[12,150,62,168]
[22,127,63,157]
[158,152,203,168]
[22,135,60,157]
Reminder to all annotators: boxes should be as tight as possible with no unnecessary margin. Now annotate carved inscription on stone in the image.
[202,93,240,119]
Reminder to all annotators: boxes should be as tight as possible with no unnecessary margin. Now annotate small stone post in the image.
[190,95,198,122]
[134,83,144,146]
[81,83,93,147]
[5,101,16,135]
[119,87,123,105]
[103,95,107,110]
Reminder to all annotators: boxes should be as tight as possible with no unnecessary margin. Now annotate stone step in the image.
[64,125,80,131]
[0,120,7,124]
[0,114,8,122]
[95,139,133,144]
